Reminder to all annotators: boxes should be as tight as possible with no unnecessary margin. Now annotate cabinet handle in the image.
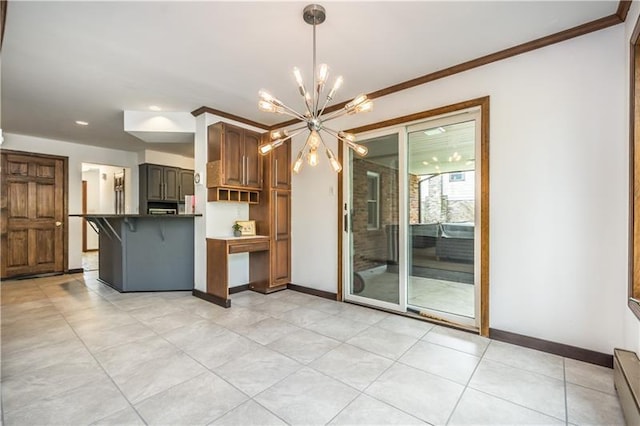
[178,185,182,199]
[242,155,246,185]
[245,156,249,185]
[274,192,278,241]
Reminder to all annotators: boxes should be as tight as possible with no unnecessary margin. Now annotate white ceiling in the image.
[1,1,618,158]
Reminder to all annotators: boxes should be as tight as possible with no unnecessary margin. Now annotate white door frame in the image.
[342,126,407,313]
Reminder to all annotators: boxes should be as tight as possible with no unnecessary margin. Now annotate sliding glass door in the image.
[344,129,406,312]
[406,113,480,327]
[344,109,481,328]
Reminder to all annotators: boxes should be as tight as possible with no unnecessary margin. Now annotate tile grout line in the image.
[75,276,264,423]
[347,327,437,423]
[36,278,150,425]
[442,336,491,425]
[463,340,568,423]
[150,295,308,425]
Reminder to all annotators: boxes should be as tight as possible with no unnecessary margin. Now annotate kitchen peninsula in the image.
[71,214,200,292]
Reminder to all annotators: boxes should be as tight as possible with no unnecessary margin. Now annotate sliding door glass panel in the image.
[347,133,401,309]
[407,120,476,319]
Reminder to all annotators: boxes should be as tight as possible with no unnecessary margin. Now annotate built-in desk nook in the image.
[205,236,270,307]
[71,214,200,292]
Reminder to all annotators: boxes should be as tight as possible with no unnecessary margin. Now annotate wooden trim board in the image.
[490,328,613,368]
[192,3,630,132]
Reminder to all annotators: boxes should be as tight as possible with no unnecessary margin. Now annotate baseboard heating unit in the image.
[614,348,640,425]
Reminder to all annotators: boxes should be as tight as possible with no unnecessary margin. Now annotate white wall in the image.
[140,149,194,169]
[292,25,628,354]
[2,133,140,270]
[623,3,640,357]
[82,169,100,250]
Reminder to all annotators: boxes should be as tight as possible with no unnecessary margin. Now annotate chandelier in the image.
[257,4,372,174]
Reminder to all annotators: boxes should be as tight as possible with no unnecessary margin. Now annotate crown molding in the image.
[191,106,270,131]
[195,1,630,132]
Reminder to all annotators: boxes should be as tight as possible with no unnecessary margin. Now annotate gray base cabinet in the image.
[85,214,197,292]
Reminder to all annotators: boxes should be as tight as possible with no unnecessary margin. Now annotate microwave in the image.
[148,208,177,215]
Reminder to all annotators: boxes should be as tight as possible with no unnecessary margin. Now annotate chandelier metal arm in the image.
[277,101,311,122]
[274,123,308,137]
[317,107,350,123]
[317,93,334,118]
[321,126,345,142]
[312,20,318,117]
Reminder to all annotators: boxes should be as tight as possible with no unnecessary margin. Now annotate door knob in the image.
[55,221,62,227]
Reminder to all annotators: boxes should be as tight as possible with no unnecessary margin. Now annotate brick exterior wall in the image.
[409,174,420,224]
[420,174,474,223]
[352,158,398,272]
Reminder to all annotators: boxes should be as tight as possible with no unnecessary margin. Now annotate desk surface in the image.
[210,235,269,241]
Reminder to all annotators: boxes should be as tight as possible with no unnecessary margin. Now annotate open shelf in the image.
[208,187,260,204]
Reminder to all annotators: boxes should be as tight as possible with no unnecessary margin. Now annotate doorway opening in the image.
[81,163,132,272]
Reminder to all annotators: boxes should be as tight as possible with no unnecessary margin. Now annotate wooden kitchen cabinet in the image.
[271,190,291,286]
[139,164,193,213]
[141,164,179,202]
[249,140,291,292]
[271,136,291,190]
[207,122,262,191]
[178,169,194,200]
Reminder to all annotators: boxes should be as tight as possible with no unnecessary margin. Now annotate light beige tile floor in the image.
[356,271,475,317]
[1,272,625,425]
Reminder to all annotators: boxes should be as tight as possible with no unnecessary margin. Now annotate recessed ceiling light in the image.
[432,156,438,162]
[75,120,89,126]
[422,161,429,166]
[149,105,161,111]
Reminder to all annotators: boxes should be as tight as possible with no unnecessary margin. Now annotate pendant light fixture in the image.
[257,4,372,174]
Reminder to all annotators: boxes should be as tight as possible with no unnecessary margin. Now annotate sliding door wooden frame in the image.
[337,96,490,336]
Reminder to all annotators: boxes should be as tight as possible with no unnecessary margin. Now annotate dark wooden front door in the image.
[1,151,67,278]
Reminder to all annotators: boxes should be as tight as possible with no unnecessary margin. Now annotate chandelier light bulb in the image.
[327,76,343,100]
[351,142,368,156]
[259,138,286,155]
[258,100,277,112]
[293,150,305,174]
[293,67,306,96]
[271,129,288,140]
[259,142,275,155]
[345,94,367,111]
[349,99,373,115]
[317,63,329,86]
[307,130,321,149]
[258,89,275,102]
[326,148,342,173]
[307,147,319,167]
[357,99,373,112]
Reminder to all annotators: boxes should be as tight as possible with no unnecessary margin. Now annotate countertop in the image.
[69,214,202,218]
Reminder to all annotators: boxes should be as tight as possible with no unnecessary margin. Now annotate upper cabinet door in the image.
[179,169,194,199]
[243,129,262,189]
[147,164,164,201]
[271,142,291,190]
[222,124,244,187]
[163,167,179,201]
